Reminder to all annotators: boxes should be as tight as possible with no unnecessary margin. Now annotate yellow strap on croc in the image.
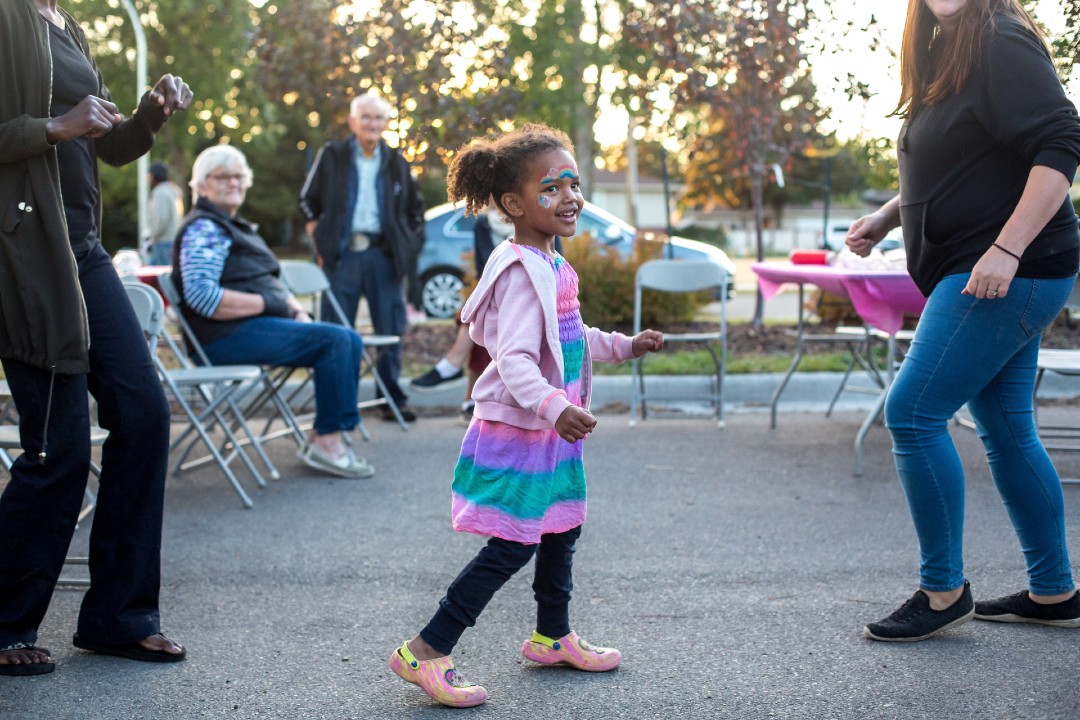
[398,642,422,670]
[530,631,560,649]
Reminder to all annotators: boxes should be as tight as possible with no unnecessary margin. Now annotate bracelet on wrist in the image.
[991,242,1022,262]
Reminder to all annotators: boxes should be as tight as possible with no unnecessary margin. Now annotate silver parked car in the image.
[417,201,737,318]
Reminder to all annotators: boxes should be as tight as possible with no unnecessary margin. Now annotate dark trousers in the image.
[420,525,582,655]
[0,243,171,647]
[323,247,407,406]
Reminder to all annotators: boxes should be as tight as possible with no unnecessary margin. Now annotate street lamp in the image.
[119,0,148,256]
[803,143,842,249]
[659,144,674,259]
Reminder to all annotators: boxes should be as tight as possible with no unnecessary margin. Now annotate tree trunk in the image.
[569,0,594,200]
[751,168,766,330]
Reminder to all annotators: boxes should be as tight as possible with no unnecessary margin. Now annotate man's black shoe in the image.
[410,366,464,390]
[380,405,417,423]
[975,590,1080,627]
[863,581,974,642]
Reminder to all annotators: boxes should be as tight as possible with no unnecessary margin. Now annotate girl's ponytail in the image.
[447,141,499,217]
[446,123,574,217]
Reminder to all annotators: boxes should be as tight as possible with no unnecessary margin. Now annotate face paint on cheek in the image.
[538,194,552,208]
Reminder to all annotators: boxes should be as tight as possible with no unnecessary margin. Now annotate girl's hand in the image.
[632,329,664,357]
[962,245,1019,299]
[555,406,597,443]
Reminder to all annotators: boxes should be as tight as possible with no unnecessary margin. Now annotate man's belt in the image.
[349,232,383,252]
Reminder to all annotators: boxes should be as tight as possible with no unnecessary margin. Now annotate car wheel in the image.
[420,269,465,319]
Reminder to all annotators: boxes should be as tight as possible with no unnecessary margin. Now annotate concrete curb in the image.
[397,371,1080,414]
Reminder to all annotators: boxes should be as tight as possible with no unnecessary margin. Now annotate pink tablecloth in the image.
[752,261,927,335]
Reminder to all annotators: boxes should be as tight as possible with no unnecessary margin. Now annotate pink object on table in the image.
[789,249,830,265]
[752,261,927,335]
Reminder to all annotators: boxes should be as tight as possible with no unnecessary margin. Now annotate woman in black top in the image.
[0,0,191,675]
[849,0,1080,642]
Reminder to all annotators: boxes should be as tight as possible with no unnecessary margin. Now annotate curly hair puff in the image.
[446,123,575,217]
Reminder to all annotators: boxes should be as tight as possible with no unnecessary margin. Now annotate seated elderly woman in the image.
[173,145,372,479]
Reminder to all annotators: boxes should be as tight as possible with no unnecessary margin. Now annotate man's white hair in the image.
[350,93,391,118]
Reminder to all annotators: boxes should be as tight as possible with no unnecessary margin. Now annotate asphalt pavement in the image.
[4,407,1080,719]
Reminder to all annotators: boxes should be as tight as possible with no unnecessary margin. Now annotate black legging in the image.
[420,525,583,654]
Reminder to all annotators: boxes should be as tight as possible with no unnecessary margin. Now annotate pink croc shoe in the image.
[520,630,622,672]
[388,641,489,708]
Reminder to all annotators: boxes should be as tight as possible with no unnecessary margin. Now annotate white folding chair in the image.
[125,281,269,508]
[1026,278,1080,486]
[0,381,105,586]
[1033,348,1080,487]
[156,272,308,454]
[629,259,729,428]
[278,259,409,435]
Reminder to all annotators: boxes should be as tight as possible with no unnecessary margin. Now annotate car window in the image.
[446,213,477,236]
[576,211,625,244]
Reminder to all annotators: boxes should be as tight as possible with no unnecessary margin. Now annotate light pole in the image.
[119,0,148,256]
[660,145,674,259]
[803,143,841,249]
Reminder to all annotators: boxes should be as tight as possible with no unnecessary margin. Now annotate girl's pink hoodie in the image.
[461,240,634,430]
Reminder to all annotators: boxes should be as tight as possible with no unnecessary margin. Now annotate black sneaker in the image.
[410,366,464,390]
[863,581,974,642]
[380,405,417,423]
[458,401,475,426]
[974,590,1080,627]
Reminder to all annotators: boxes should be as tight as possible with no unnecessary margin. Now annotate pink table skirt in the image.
[752,261,927,335]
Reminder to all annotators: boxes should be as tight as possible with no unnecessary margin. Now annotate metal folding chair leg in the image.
[360,347,408,431]
[166,384,256,508]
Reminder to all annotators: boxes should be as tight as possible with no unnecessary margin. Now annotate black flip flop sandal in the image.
[72,633,186,663]
[0,642,55,676]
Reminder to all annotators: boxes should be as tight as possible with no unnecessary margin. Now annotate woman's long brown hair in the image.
[894,0,1048,118]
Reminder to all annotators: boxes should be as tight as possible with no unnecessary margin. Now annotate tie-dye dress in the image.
[451,249,586,544]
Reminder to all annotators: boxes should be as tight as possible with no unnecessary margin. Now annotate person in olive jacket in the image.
[0,0,191,675]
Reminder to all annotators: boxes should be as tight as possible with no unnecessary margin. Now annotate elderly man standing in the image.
[300,93,425,423]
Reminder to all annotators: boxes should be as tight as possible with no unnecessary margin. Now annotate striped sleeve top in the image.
[178,217,231,318]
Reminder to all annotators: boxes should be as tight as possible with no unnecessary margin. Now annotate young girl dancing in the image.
[388,123,664,708]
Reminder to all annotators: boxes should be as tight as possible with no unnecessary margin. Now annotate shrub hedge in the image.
[562,234,710,330]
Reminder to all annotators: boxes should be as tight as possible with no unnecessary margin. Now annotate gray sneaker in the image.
[974,590,1080,627]
[298,444,375,479]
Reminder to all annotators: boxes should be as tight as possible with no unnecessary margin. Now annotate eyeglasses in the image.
[207,173,249,184]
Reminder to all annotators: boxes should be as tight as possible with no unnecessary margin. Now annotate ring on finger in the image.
[988,289,999,297]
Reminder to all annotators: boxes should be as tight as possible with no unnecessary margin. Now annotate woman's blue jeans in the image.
[884,272,1076,594]
[203,318,363,436]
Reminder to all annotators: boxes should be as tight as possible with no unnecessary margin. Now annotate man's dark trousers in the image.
[323,245,408,406]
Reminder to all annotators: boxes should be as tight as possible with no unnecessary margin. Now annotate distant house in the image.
[676,205,861,256]
[588,169,686,232]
